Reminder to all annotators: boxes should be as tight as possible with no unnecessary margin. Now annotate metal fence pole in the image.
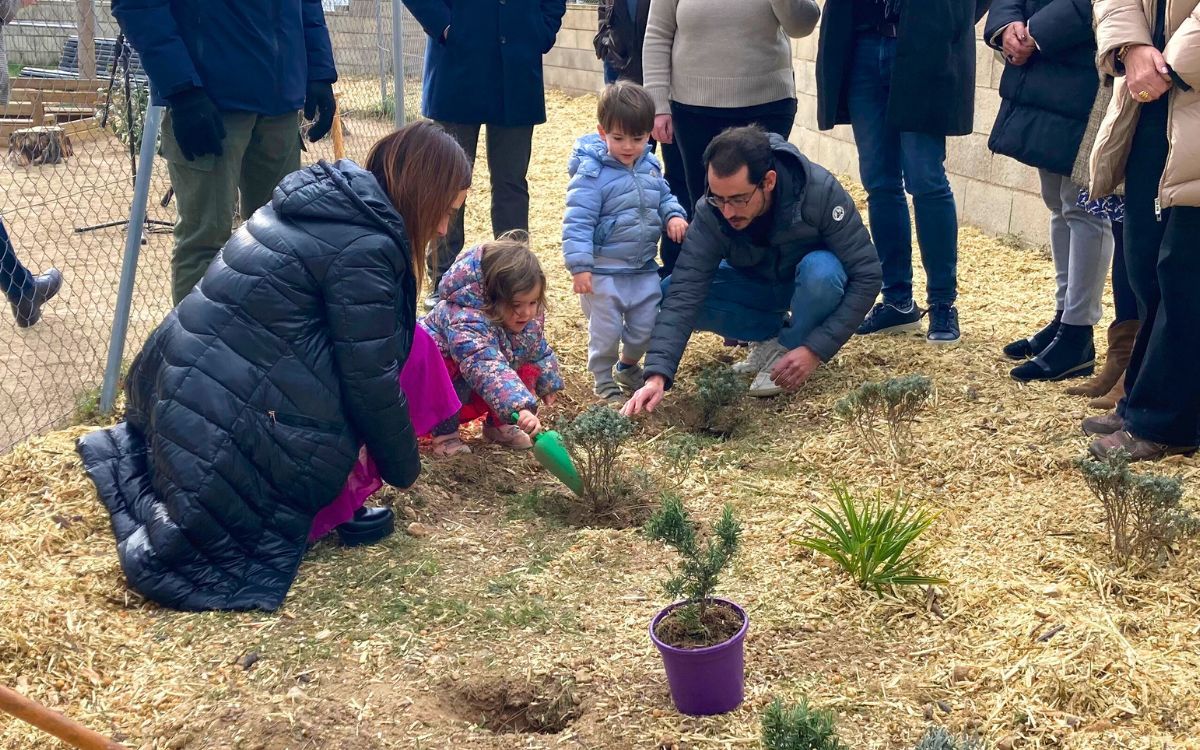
[391,0,405,128]
[375,0,389,110]
[99,104,164,414]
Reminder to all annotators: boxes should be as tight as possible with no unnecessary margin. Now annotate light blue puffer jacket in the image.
[562,133,686,276]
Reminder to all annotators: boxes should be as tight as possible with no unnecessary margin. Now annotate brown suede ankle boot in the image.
[1088,372,1125,411]
[1066,320,1138,397]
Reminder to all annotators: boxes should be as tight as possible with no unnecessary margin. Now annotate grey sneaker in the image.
[732,338,787,375]
[613,363,645,392]
[747,346,789,397]
[594,379,625,405]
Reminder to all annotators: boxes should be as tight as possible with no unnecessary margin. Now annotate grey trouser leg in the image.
[581,272,662,382]
[1038,169,1113,326]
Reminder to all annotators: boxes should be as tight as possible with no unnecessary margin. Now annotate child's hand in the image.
[542,393,558,407]
[666,217,689,243]
[516,409,541,435]
[573,272,593,295]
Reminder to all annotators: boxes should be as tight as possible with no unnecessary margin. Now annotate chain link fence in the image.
[1,0,426,453]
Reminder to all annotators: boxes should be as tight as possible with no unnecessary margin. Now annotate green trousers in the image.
[162,110,302,304]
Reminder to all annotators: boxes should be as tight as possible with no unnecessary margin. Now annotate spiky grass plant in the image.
[797,484,946,595]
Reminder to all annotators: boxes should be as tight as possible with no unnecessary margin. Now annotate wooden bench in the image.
[0,79,105,142]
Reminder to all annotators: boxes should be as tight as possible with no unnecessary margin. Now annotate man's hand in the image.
[652,114,674,145]
[516,409,541,435]
[304,81,337,142]
[666,217,688,243]
[1124,45,1173,103]
[770,346,821,391]
[573,271,594,295]
[621,375,666,416]
[1002,22,1035,66]
[166,87,226,161]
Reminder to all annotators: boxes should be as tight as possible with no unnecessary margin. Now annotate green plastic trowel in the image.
[512,413,584,496]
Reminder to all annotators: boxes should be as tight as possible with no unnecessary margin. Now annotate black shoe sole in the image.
[1011,360,1096,383]
[336,514,396,547]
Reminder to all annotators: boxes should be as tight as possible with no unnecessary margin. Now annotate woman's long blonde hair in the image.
[365,121,471,291]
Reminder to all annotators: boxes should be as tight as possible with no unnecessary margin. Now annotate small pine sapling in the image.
[645,495,743,646]
[560,405,636,516]
[1077,450,1200,567]
[797,484,947,595]
[913,726,986,750]
[662,433,704,487]
[834,374,933,462]
[761,697,847,750]
[692,365,748,437]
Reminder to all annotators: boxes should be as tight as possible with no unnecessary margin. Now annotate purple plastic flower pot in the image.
[649,598,749,716]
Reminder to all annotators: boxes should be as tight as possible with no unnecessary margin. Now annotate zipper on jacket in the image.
[268,410,277,424]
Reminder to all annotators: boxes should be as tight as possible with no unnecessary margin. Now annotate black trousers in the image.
[1118,96,1200,447]
[431,121,535,288]
[657,136,690,276]
[669,98,798,217]
[0,216,33,303]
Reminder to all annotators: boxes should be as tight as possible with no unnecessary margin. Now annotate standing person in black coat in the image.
[816,0,992,344]
[985,0,1113,383]
[76,123,473,612]
[594,0,690,275]
[404,0,568,302]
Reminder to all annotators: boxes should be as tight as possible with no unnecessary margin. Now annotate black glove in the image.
[165,87,226,161]
[304,81,336,143]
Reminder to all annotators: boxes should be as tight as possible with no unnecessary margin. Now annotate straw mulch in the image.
[3,90,1200,750]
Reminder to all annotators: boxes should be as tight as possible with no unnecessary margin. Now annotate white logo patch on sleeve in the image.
[832,206,846,222]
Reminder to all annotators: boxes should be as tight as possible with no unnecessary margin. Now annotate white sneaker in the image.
[747,346,789,397]
[731,338,787,375]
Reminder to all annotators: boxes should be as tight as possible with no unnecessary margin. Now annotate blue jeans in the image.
[846,34,958,307]
[1,216,33,303]
[663,250,847,349]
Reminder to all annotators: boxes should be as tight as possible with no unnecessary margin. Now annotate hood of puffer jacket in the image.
[1090,0,1200,208]
[436,245,489,312]
[271,159,411,244]
[567,133,655,178]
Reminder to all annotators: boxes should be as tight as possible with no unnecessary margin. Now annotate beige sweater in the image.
[642,0,819,115]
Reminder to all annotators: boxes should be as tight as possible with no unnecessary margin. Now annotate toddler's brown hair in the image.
[479,232,548,324]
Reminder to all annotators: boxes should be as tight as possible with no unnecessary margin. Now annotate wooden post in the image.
[76,0,97,81]
[0,684,126,750]
[331,92,346,161]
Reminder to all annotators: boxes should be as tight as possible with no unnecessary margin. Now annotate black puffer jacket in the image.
[984,0,1099,175]
[77,160,421,612]
[643,135,881,387]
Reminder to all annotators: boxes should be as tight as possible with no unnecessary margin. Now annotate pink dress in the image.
[308,326,460,541]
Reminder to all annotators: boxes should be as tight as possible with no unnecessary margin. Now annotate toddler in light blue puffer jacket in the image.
[562,81,689,403]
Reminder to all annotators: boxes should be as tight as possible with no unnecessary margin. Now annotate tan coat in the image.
[1089,0,1200,209]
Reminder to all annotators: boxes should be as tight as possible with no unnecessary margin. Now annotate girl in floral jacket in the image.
[421,237,565,455]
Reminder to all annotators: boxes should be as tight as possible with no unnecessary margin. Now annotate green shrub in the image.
[760,697,847,750]
[913,726,986,750]
[797,484,946,595]
[560,405,636,515]
[1077,450,1199,567]
[691,365,748,437]
[101,82,151,151]
[662,433,704,485]
[834,374,933,462]
[645,495,741,640]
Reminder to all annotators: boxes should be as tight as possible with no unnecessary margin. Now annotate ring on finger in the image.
[1137,90,1151,102]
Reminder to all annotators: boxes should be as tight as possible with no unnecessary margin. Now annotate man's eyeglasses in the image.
[705,183,763,210]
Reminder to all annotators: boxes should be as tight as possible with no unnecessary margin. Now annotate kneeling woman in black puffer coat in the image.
[77,122,472,611]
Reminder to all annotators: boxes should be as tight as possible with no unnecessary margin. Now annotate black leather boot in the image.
[1010,324,1095,382]
[10,268,63,328]
[335,505,395,547]
[1003,310,1062,360]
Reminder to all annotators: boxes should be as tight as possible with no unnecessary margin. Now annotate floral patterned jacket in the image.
[420,245,564,416]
